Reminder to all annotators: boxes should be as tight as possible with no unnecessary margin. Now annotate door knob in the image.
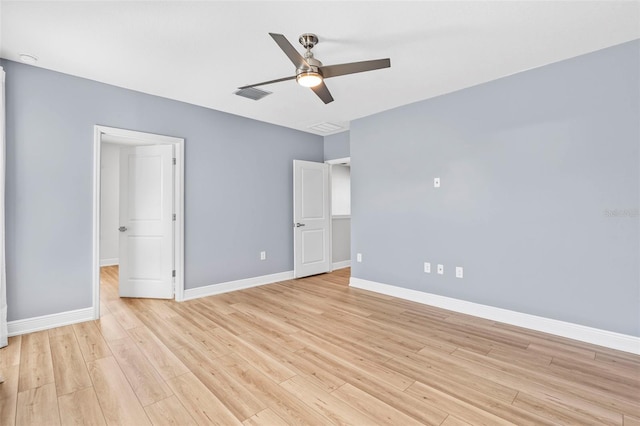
[118,226,128,232]
[295,223,305,228]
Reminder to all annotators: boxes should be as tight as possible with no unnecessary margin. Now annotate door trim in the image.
[92,125,185,320]
[325,156,350,166]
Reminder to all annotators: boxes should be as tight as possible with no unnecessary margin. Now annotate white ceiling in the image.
[1,1,638,135]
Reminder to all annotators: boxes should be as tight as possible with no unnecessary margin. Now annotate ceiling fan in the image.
[238,33,391,104]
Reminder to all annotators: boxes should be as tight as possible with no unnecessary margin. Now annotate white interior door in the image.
[293,160,331,278]
[119,144,174,298]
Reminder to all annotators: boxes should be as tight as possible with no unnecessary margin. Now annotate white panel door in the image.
[293,160,331,278]
[119,145,174,298]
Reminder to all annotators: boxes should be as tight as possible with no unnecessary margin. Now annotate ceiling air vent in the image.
[234,87,272,101]
[308,122,343,134]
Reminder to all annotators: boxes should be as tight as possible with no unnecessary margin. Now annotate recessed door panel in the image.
[127,236,163,280]
[128,155,163,221]
[301,168,325,219]
[301,229,326,265]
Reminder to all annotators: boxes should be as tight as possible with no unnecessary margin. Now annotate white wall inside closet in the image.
[331,164,350,266]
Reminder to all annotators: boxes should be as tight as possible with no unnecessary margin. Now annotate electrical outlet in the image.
[437,264,444,275]
[434,177,441,188]
[456,267,463,278]
[260,251,266,261]
[356,253,362,263]
[424,262,431,273]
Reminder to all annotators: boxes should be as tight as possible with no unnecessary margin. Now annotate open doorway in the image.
[92,126,185,320]
[327,157,351,278]
[292,157,351,280]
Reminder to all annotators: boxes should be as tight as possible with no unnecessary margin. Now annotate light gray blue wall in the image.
[350,40,640,336]
[324,131,350,161]
[2,59,323,321]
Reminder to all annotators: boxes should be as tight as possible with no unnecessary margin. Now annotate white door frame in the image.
[92,125,185,319]
[325,157,350,166]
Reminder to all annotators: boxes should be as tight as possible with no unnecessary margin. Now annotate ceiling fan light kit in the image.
[239,32,391,104]
[296,71,323,87]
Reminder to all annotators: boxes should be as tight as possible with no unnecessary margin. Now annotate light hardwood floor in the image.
[1,266,639,425]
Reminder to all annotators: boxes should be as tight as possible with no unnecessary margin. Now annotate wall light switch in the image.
[356,253,362,263]
[260,251,266,260]
[456,267,463,278]
[434,177,441,188]
[424,262,431,273]
[437,264,444,275]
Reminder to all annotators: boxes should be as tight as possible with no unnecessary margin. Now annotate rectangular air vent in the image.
[308,122,344,133]
[234,87,272,101]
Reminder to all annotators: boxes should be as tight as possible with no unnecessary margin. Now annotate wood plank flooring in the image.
[1,266,639,425]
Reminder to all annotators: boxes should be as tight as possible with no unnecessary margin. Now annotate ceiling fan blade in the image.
[310,81,334,104]
[320,58,390,79]
[238,75,296,89]
[269,33,310,69]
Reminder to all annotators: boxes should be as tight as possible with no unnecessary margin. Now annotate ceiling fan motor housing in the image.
[297,57,322,74]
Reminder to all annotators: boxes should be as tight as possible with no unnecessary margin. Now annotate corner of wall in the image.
[323,130,350,161]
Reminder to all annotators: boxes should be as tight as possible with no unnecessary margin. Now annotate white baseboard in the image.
[332,260,351,270]
[350,277,640,355]
[183,270,294,301]
[100,258,119,267]
[8,307,94,337]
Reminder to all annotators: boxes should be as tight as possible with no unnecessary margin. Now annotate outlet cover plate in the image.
[456,267,463,278]
[424,262,431,273]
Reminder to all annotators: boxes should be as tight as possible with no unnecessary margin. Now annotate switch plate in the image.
[456,267,463,278]
[424,262,431,273]
[260,251,266,260]
[434,177,441,188]
[356,253,362,263]
[437,264,444,275]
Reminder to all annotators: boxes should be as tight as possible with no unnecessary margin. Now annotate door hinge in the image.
[173,213,176,221]
[172,270,176,278]
[172,158,176,165]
